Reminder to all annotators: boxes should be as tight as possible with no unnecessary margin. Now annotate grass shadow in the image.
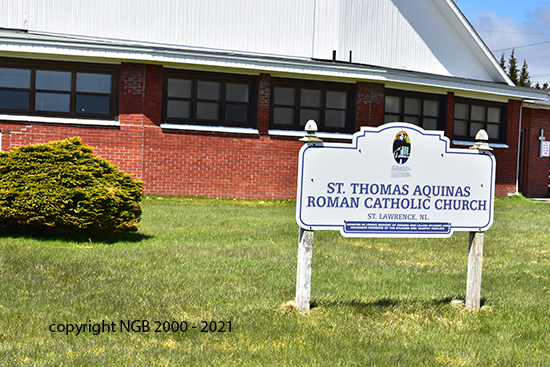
[312,295,487,310]
[0,224,153,244]
[311,297,400,310]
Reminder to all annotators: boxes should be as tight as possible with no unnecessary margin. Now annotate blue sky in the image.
[456,0,550,84]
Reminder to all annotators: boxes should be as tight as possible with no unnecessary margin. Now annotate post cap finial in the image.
[300,120,323,143]
[304,119,318,133]
[470,129,492,151]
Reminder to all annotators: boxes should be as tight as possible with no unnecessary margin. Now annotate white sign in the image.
[296,123,496,238]
[541,140,550,157]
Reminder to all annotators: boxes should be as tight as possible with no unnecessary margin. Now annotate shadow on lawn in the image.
[312,296,486,310]
[0,224,152,244]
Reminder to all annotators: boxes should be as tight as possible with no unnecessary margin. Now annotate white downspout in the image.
[513,100,523,196]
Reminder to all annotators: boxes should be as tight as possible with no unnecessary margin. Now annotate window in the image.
[163,70,257,128]
[384,89,445,130]
[270,79,354,133]
[0,59,118,119]
[453,98,507,142]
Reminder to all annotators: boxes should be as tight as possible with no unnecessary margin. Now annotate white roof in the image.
[0,0,547,101]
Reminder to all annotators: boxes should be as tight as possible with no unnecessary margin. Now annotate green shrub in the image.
[0,137,142,232]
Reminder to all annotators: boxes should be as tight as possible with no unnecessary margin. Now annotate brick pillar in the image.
[144,64,163,126]
[118,63,163,183]
[492,100,521,196]
[120,63,146,124]
[445,92,454,139]
[257,73,271,135]
[355,82,385,130]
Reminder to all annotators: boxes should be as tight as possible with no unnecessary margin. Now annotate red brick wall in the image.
[491,100,522,196]
[520,106,550,197]
[0,62,151,169]
[142,131,301,198]
[355,82,385,129]
[0,64,305,199]
[1,61,548,199]
[0,123,122,155]
[0,63,156,190]
[139,67,302,199]
[140,73,388,198]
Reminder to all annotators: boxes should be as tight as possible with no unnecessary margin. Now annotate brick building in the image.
[0,0,549,198]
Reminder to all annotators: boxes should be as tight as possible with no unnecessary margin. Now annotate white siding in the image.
[27,0,316,58]
[0,0,28,29]
[312,0,493,81]
[0,0,503,83]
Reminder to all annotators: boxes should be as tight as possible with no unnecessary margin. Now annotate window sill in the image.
[160,123,259,135]
[268,129,354,140]
[452,140,509,149]
[0,114,119,127]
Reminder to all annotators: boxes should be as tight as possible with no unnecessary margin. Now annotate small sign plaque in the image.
[296,123,496,238]
[541,140,550,157]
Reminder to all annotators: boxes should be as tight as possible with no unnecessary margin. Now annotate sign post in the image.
[294,120,322,312]
[294,121,495,312]
[295,227,314,311]
[465,129,493,309]
[466,231,484,308]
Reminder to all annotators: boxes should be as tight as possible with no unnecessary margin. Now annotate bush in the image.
[0,137,142,232]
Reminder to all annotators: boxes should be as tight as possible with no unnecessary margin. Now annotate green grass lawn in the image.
[1,195,549,366]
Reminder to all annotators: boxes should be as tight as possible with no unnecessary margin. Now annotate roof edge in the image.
[435,0,514,86]
[0,29,547,102]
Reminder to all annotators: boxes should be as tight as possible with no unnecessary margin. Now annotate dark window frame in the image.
[270,78,355,134]
[0,58,119,120]
[384,89,447,131]
[453,97,508,143]
[162,69,258,129]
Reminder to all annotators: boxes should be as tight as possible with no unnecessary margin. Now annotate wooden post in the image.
[295,227,314,312]
[465,130,491,310]
[466,231,484,309]
[294,120,321,312]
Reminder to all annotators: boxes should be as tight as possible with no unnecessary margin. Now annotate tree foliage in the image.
[518,59,531,88]
[499,53,506,73]
[502,49,548,90]
[0,137,143,232]
[507,49,520,86]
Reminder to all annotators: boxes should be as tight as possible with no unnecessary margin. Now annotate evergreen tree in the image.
[534,82,541,89]
[544,82,549,91]
[507,49,519,85]
[499,53,506,73]
[519,59,531,88]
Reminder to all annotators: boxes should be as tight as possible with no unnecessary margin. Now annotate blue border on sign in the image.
[343,221,452,235]
[295,122,495,236]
